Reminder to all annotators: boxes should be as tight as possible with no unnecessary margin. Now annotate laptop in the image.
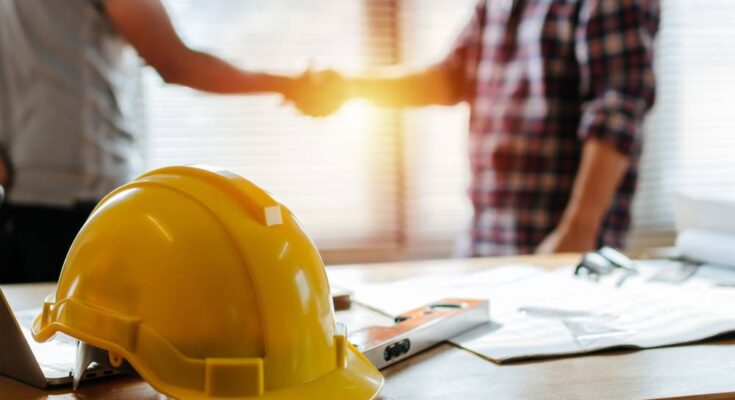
[0,288,119,388]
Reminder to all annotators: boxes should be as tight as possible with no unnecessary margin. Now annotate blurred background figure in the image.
[0,0,323,283]
[291,0,660,257]
[2,0,729,279]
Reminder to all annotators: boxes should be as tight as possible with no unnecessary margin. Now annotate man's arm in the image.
[536,0,659,254]
[345,64,466,107]
[536,139,629,254]
[287,62,466,117]
[342,0,485,108]
[291,0,484,114]
[103,0,293,95]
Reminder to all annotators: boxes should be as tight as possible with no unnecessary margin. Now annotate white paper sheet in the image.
[338,264,735,362]
[346,265,545,316]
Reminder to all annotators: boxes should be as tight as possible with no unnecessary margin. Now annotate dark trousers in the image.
[0,202,96,283]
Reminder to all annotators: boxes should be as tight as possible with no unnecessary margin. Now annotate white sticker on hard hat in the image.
[265,205,283,226]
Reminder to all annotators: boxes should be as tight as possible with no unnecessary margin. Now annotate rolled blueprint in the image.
[674,194,735,235]
[676,229,735,268]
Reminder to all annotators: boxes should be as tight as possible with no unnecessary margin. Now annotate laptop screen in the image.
[13,309,77,379]
[15,309,77,377]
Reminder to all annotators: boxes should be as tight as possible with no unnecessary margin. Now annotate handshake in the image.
[282,70,351,117]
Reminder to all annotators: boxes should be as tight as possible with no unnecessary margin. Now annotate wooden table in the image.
[3,254,735,400]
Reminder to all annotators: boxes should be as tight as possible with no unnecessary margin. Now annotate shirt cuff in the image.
[578,90,646,156]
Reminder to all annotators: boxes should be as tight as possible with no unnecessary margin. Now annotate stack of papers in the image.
[338,263,735,362]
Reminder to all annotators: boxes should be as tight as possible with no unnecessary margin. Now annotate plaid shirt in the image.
[445,0,659,256]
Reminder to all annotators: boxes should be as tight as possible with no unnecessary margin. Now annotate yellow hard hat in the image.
[32,165,383,399]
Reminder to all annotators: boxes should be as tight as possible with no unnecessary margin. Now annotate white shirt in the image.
[0,0,143,207]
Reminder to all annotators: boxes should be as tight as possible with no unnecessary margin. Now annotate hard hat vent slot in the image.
[205,358,264,397]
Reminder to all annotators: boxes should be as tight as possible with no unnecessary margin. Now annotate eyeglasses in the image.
[574,247,638,285]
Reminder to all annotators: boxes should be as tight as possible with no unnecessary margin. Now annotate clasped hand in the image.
[284,70,349,117]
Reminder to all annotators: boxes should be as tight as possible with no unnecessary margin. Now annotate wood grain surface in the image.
[2,254,735,400]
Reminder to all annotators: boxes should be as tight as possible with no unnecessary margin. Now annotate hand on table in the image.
[535,223,597,255]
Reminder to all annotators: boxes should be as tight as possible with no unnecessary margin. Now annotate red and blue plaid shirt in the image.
[445,0,659,256]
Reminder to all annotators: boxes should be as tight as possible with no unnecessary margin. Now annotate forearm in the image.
[557,139,630,236]
[560,0,655,233]
[161,49,292,95]
[347,65,463,107]
[102,0,293,96]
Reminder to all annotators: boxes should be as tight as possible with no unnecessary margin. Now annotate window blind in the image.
[629,0,735,249]
[143,0,402,255]
[398,0,476,256]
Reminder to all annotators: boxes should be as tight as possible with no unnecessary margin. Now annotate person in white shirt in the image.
[0,0,338,282]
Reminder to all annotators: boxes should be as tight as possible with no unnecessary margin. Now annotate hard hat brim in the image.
[34,317,383,400]
[258,344,384,400]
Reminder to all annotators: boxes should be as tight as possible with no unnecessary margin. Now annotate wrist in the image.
[260,74,295,96]
[345,77,362,100]
[557,208,602,237]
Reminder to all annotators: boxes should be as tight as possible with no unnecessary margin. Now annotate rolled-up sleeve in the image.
[575,0,660,156]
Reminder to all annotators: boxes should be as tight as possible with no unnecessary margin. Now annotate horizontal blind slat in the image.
[630,0,735,246]
[144,0,400,249]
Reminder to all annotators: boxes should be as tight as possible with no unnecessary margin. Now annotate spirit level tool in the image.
[350,298,489,369]
[70,298,489,387]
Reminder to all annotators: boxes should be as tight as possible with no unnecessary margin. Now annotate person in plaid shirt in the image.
[290,0,659,256]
